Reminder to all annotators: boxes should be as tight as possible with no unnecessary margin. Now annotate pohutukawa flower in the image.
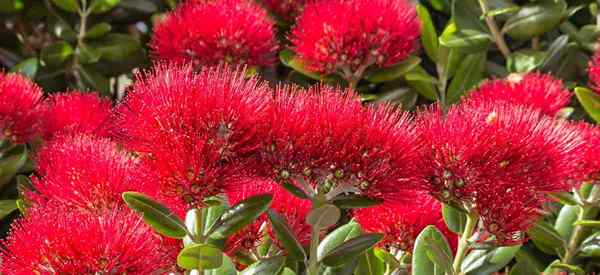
[0,208,174,274]
[417,101,583,244]
[39,91,112,141]
[467,72,572,116]
[572,123,600,182]
[260,86,421,203]
[354,193,456,251]
[115,64,271,209]
[290,0,420,78]
[224,180,311,257]
[151,0,277,67]
[589,45,600,95]
[27,134,160,213]
[0,72,43,143]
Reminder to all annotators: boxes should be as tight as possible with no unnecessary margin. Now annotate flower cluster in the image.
[290,0,420,76]
[0,72,43,143]
[152,0,277,67]
[589,46,600,95]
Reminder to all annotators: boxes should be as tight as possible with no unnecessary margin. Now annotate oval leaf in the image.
[177,243,223,270]
[51,0,78,12]
[122,191,188,239]
[318,221,363,260]
[442,204,466,234]
[210,194,272,239]
[306,204,341,230]
[9,58,38,79]
[0,200,18,220]
[364,56,421,83]
[575,87,600,123]
[412,225,452,275]
[417,4,439,62]
[267,209,306,261]
[239,256,286,275]
[0,145,27,188]
[503,0,567,40]
[321,233,383,266]
[40,41,73,66]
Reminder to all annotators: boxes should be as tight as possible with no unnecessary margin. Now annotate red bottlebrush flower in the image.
[261,0,306,22]
[114,64,271,209]
[0,72,43,143]
[417,101,583,244]
[589,45,600,95]
[151,0,277,67]
[354,193,456,252]
[467,72,571,116]
[27,134,161,213]
[572,123,600,182]
[290,0,420,75]
[0,208,174,274]
[259,86,421,203]
[39,91,112,141]
[224,180,311,257]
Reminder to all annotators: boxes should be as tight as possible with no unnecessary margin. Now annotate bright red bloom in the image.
[0,72,43,143]
[224,180,311,257]
[0,208,174,274]
[38,91,112,141]
[572,123,600,182]
[589,45,600,95]
[27,134,160,213]
[417,101,583,244]
[290,0,420,75]
[259,86,421,203]
[467,72,571,116]
[354,192,456,251]
[114,64,271,210]
[261,0,306,21]
[151,0,277,67]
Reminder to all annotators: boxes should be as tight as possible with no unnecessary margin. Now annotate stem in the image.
[307,225,320,275]
[72,0,90,89]
[478,0,511,58]
[562,185,600,264]
[532,37,540,50]
[452,213,478,275]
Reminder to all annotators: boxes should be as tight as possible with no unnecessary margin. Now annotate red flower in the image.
[27,134,160,213]
[151,0,277,67]
[114,64,271,209]
[261,0,306,22]
[260,86,421,203]
[39,91,112,141]
[417,101,583,244]
[467,73,571,116]
[354,192,456,252]
[572,122,600,182]
[290,0,420,75]
[0,72,43,143]
[0,208,174,274]
[589,45,600,95]
[224,180,311,257]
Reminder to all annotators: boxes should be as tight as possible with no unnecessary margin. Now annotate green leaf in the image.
[177,243,223,270]
[554,205,578,240]
[281,181,309,199]
[579,231,600,257]
[442,204,466,234]
[267,209,306,261]
[548,192,577,206]
[78,65,110,95]
[330,194,383,209]
[439,23,491,52]
[85,23,112,39]
[0,200,18,220]
[405,66,438,101]
[412,225,451,275]
[527,220,564,255]
[355,248,385,275]
[122,191,188,239]
[239,256,286,275]
[40,41,73,66]
[540,35,569,72]
[422,227,454,274]
[573,220,600,228]
[417,4,439,62]
[547,262,585,275]
[79,44,101,64]
[575,87,600,123]
[509,249,542,275]
[183,209,202,247]
[51,0,78,12]
[364,56,421,83]
[447,52,486,104]
[10,58,38,79]
[279,49,323,81]
[90,0,120,13]
[120,0,158,14]
[503,0,567,40]
[506,50,545,73]
[0,145,27,188]
[318,221,363,260]
[205,255,237,275]
[201,203,228,235]
[306,204,341,230]
[374,248,400,270]
[320,233,383,266]
[461,245,521,275]
[210,194,272,239]
[0,0,24,13]
[90,34,141,62]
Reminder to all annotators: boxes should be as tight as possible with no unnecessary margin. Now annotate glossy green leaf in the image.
[573,220,600,228]
[210,194,272,239]
[177,243,223,270]
[279,49,323,81]
[506,50,545,73]
[318,221,362,260]
[320,233,383,266]
[90,34,141,62]
[205,255,237,275]
[90,0,120,13]
[239,256,286,275]
[503,0,567,40]
[78,65,110,95]
[355,248,385,275]
[417,4,439,62]
[306,204,341,230]
[0,145,27,188]
[120,0,158,13]
[405,66,438,101]
[10,58,38,78]
[447,52,486,104]
[579,231,600,257]
[575,87,600,123]
[548,192,577,206]
[79,44,101,64]
[281,181,309,199]
[509,250,542,275]
[528,220,564,255]
[0,200,18,220]
[51,0,78,12]
[462,245,521,275]
[440,23,491,52]
[554,205,578,240]
[330,194,382,209]
[374,248,400,270]
[442,204,466,234]
[547,262,585,275]
[364,56,421,83]
[122,191,188,239]
[201,203,228,236]
[412,225,452,275]
[183,209,202,247]
[540,35,569,72]
[85,23,112,39]
[267,209,306,260]
[40,41,73,66]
